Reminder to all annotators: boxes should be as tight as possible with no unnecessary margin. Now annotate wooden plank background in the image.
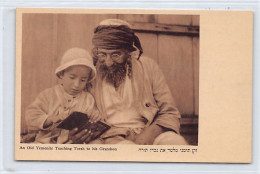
[21,14,199,134]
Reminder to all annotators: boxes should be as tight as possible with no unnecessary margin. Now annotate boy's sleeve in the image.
[25,89,51,131]
[83,93,100,120]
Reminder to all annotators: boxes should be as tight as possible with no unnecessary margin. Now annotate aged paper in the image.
[15,8,252,162]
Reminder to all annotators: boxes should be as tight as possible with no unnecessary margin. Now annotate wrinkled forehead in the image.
[97,48,126,54]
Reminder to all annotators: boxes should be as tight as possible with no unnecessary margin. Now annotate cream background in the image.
[15,8,253,163]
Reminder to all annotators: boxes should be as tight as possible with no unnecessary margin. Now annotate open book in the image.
[57,112,110,141]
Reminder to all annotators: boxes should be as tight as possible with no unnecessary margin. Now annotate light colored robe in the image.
[92,56,181,141]
[25,84,99,144]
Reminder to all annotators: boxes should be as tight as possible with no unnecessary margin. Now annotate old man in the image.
[72,19,187,145]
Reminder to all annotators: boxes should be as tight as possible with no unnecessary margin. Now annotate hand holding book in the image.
[57,112,110,144]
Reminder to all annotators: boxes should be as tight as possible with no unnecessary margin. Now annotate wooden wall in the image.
[21,14,199,133]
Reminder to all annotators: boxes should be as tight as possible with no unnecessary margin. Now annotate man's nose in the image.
[105,55,113,67]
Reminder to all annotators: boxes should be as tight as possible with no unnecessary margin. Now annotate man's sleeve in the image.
[149,59,181,134]
[25,90,51,131]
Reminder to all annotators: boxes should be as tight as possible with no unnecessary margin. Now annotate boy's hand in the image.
[43,115,62,128]
[134,124,163,145]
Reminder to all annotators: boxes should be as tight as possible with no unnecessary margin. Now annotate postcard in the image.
[15,8,252,162]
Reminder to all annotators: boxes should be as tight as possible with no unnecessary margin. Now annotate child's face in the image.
[60,65,91,96]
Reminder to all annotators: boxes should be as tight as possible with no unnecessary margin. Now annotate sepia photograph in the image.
[19,13,199,146]
[15,8,252,162]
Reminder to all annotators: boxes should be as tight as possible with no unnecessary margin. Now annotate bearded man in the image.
[71,19,187,145]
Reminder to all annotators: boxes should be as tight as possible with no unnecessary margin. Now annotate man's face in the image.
[96,48,128,67]
[96,48,130,88]
[60,65,91,96]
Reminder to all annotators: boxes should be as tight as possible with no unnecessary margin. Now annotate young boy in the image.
[25,47,100,144]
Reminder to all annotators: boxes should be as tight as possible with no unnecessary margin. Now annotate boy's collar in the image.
[58,84,82,99]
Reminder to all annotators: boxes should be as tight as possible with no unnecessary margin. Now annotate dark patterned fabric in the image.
[92,25,143,59]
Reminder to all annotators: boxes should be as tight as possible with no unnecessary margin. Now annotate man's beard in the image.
[98,61,129,89]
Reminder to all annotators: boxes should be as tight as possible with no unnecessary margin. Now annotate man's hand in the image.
[67,128,93,144]
[89,112,101,123]
[134,124,164,145]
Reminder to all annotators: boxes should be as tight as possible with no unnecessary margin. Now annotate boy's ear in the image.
[57,71,64,79]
